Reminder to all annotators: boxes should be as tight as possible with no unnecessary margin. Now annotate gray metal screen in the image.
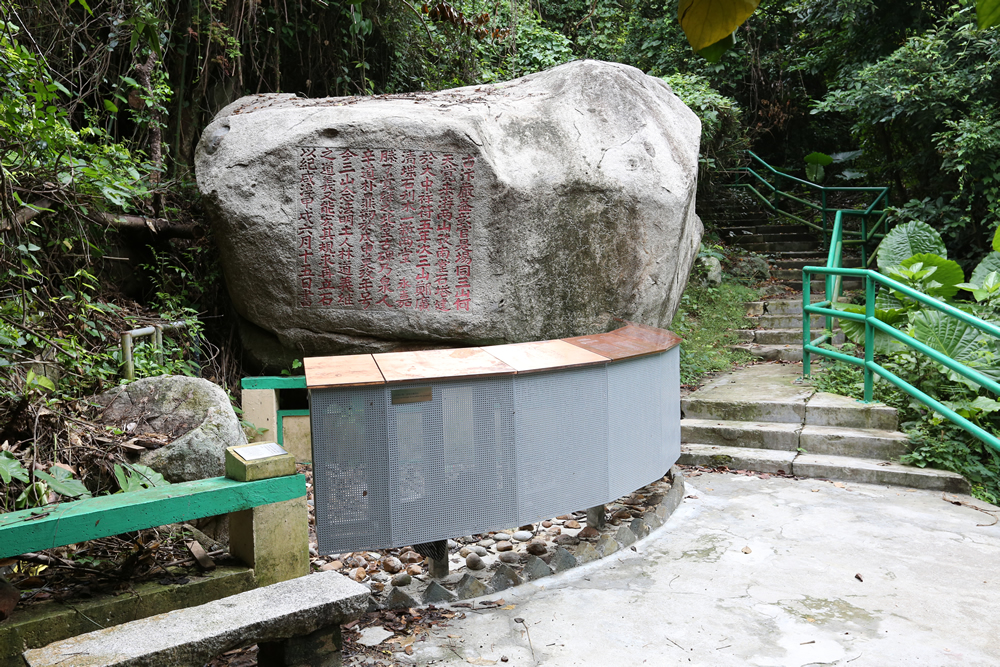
[310,348,681,554]
[310,386,389,554]
[386,377,517,548]
[512,365,609,524]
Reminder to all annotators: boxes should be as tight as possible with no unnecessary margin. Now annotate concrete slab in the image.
[682,419,800,450]
[410,473,1000,667]
[799,425,911,459]
[682,364,814,424]
[793,453,970,493]
[680,443,797,473]
[806,392,898,430]
[24,571,369,667]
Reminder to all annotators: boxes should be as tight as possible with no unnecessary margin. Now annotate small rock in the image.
[630,518,649,539]
[0,577,18,621]
[459,547,473,558]
[578,526,600,539]
[471,545,488,557]
[466,553,486,570]
[490,564,523,592]
[478,539,496,549]
[556,515,572,520]
[613,508,632,520]
[384,587,419,610]
[499,551,522,564]
[564,520,581,529]
[391,572,412,587]
[400,551,423,564]
[309,545,318,557]
[526,539,548,556]
[370,581,385,592]
[383,557,404,574]
[352,567,368,582]
[646,512,663,529]
[523,555,552,581]
[553,534,580,546]
[546,526,561,535]
[511,530,533,542]
[541,520,553,528]
[518,524,535,531]
[550,547,577,573]
[455,573,492,600]
[616,525,637,548]
[357,626,394,647]
[575,542,601,564]
[495,541,513,552]
[320,560,342,571]
[406,564,423,576]
[596,534,619,556]
[424,580,458,604]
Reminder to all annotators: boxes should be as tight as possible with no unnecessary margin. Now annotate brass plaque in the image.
[392,386,433,405]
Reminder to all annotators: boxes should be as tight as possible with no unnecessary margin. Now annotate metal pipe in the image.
[119,320,190,380]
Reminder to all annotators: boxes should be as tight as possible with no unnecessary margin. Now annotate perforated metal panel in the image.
[512,365,609,524]
[309,346,682,554]
[387,377,517,547]
[310,386,389,554]
[607,353,666,500]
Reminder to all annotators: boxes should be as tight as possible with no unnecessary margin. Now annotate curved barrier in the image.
[305,323,681,554]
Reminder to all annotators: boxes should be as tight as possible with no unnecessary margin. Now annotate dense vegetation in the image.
[1,0,999,498]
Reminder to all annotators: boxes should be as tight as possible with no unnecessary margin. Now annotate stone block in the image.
[242,388,278,444]
[258,625,343,667]
[225,444,296,482]
[230,497,309,587]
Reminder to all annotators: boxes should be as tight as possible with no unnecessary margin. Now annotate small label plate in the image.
[234,442,288,461]
[391,387,433,405]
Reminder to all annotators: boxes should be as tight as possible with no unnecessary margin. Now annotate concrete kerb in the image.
[371,467,687,610]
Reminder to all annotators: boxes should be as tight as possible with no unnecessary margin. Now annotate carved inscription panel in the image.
[296,147,477,313]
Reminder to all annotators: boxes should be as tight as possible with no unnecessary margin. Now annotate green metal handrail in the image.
[802,212,1000,456]
[725,152,890,267]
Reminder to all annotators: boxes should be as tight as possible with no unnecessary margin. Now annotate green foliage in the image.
[677,0,759,53]
[670,279,759,385]
[114,463,170,493]
[876,221,948,272]
[34,467,92,499]
[660,73,749,180]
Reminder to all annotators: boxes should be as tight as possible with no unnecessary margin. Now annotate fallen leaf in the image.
[741,546,752,554]
[811,489,820,493]
[501,604,516,610]
[855,573,864,582]
[833,482,846,488]
[405,645,414,655]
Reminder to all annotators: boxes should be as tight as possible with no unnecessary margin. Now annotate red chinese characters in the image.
[296,146,474,313]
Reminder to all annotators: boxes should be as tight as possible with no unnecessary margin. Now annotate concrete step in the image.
[799,425,910,458]
[733,328,845,346]
[680,418,800,450]
[738,241,820,253]
[680,444,796,474]
[805,392,898,431]
[731,343,805,362]
[782,279,863,292]
[680,447,970,492]
[719,224,813,235]
[748,298,849,316]
[774,257,862,270]
[792,453,970,493]
[727,233,816,245]
[748,314,830,329]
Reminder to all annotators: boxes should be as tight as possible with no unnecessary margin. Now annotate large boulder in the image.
[196,60,702,359]
[93,376,247,483]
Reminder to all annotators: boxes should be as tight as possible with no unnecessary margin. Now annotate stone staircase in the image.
[731,297,846,362]
[678,363,970,492]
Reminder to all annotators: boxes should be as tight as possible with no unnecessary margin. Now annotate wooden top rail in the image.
[0,474,306,560]
[305,322,681,388]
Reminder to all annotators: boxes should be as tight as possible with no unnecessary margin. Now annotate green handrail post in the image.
[863,275,875,403]
[821,189,828,247]
[803,272,812,377]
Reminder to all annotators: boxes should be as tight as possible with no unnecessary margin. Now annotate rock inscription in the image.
[296,147,477,313]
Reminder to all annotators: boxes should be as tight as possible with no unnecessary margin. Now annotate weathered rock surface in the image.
[93,376,247,482]
[196,60,702,361]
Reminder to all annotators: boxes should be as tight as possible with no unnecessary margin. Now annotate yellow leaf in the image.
[678,0,760,51]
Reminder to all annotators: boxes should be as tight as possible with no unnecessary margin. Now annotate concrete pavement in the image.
[409,472,1000,666]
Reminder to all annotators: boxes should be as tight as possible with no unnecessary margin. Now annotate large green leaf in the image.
[678,0,761,51]
[979,0,1000,29]
[910,309,1000,387]
[0,451,29,484]
[804,152,833,166]
[874,289,905,312]
[697,31,735,62]
[899,253,964,299]
[971,252,1000,287]
[836,304,907,354]
[34,467,91,499]
[876,221,946,271]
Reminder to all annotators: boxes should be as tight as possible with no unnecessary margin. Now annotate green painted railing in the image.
[727,151,890,268]
[802,211,1000,456]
